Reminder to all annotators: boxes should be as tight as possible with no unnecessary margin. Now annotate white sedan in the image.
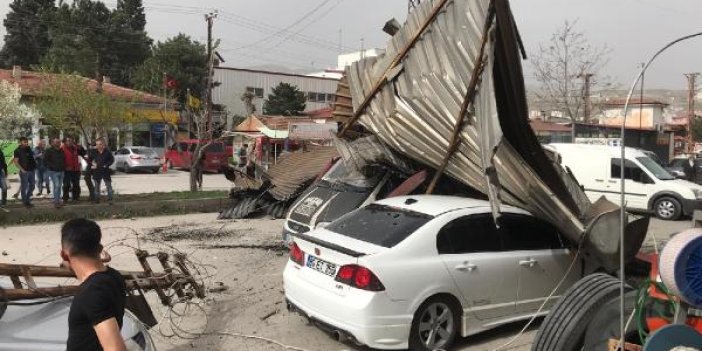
[283,195,583,351]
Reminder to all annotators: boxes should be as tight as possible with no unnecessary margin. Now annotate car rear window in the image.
[326,204,433,248]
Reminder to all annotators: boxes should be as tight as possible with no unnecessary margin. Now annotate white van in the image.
[546,143,702,220]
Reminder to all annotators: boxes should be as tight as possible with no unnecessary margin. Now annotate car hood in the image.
[667,178,702,191]
[0,297,142,350]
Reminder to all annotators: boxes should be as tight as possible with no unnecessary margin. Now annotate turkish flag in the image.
[164,76,178,89]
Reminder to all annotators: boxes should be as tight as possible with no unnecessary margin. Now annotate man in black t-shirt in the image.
[60,218,126,351]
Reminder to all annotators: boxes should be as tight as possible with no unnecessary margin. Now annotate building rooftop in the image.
[0,69,168,105]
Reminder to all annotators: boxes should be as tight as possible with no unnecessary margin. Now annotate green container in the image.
[1,141,18,175]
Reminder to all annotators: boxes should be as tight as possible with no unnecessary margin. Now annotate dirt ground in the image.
[0,213,691,351]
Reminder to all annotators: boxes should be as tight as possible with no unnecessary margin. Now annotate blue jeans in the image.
[36,167,49,194]
[93,177,113,201]
[0,171,7,205]
[19,170,35,204]
[47,170,64,204]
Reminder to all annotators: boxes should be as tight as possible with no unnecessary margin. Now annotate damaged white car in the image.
[284,195,583,351]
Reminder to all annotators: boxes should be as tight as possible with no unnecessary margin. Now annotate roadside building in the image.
[599,97,668,130]
[228,114,338,169]
[529,118,572,143]
[0,67,178,152]
[213,66,339,129]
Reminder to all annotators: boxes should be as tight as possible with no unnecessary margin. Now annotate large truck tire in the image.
[582,290,640,350]
[531,273,631,351]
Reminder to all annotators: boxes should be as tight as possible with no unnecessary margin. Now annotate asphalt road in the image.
[6,168,232,198]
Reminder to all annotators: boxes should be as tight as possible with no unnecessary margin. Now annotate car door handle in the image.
[519,258,537,267]
[595,179,604,182]
[455,262,477,272]
[608,180,617,184]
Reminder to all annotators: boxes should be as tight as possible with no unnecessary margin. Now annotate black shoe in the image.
[24,203,34,209]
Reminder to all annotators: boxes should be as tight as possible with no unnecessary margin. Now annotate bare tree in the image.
[530,20,612,137]
[240,91,257,116]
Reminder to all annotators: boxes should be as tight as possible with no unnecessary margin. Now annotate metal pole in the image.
[617,31,702,351]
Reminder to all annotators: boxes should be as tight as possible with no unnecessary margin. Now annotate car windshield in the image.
[636,156,675,180]
[132,148,157,156]
[326,204,433,248]
[670,159,687,167]
[321,161,382,190]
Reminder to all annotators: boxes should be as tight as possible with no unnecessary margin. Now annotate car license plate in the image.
[306,255,337,276]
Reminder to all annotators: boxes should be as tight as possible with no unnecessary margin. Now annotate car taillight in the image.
[130,155,143,160]
[289,242,304,265]
[335,264,385,291]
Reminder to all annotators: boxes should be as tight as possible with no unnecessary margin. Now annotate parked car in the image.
[164,140,226,173]
[113,147,161,173]
[284,195,583,351]
[0,293,155,350]
[283,160,394,239]
[547,143,702,220]
[640,150,686,179]
[667,157,692,179]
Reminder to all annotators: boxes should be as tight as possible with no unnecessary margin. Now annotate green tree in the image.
[36,73,128,145]
[104,0,151,86]
[132,34,208,102]
[263,83,306,116]
[0,0,56,68]
[41,0,112,81]
[41,0,152,87]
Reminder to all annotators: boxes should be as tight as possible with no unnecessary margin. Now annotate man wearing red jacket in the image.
[62,137,82,202]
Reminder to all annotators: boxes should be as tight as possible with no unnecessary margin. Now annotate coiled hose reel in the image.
[659,228,702,308]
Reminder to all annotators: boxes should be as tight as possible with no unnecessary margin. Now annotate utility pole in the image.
[580,73,594,123]
[639,63,645,131]
[685,72,699,153]
[408,0,420,13]
[205,11,218,134]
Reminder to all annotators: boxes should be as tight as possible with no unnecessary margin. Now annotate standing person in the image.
[62,137,81,202]
[0,149,7,208]
[45,138,66,208]
[34,140,50,196]
[684,155,698,184]
[60,218,127,351]
[80,142,96,202]
[13,137,36,208]
[92,139,114,204]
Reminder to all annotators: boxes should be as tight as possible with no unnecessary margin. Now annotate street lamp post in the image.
[617,31,702,350]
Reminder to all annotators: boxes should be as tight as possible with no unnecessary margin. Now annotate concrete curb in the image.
[0,198,224,227]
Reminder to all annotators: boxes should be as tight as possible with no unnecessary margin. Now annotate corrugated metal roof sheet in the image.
[335,0,646,270]
[264,145,339,200]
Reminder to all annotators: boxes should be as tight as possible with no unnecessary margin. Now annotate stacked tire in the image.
[531,273,633,351]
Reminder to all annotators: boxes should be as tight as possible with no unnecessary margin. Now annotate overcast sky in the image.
[1,0,702,89]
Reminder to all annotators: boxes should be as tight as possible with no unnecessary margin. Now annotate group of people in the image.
[0,136,115,209]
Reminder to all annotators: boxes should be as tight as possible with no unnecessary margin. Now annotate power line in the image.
[232,0,334,50]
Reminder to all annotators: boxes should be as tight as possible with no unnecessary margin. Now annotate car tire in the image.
[531,273,630,351]
[653,196,682,221]
[166,160,173,170]
[152,168,159,174]
[408,295,461,351]
[582,290,640,351]
[124,163,131,174]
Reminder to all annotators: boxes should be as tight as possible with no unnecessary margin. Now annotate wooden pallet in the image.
[0,249,204,306]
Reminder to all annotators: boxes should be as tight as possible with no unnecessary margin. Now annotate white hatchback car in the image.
[283,195,583,351]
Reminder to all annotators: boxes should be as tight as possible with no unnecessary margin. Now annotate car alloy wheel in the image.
[416,301,455,350]
[653,196,681,220]
[657,201,675,218]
